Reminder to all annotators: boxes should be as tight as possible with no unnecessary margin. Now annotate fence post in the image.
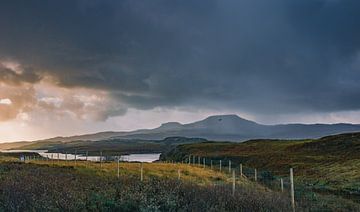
[203,158,206,168]
[193,155,195,165]
[65,152,67,161]
[290,168,295,212]
[85,151,88,168]
[57,153,59,162]
[188,155,191,165]
[240,164,243,177]
[280,178,284,192]
[232,170,236,196]
[117,156,120,179]
[220,160,222,171]
[100,151,103,168]
[140,163,144,181]
[74,150,77,166]
[229,160,231,173]
[254,168,257,181]
[211,160,213,169]
[178,169,181,180]
[198,156,200,166]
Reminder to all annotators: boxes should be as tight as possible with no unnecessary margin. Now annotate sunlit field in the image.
[31,159,236,185]
[0,155,294,211]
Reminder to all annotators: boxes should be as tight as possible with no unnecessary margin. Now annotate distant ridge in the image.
[20,114,360,143]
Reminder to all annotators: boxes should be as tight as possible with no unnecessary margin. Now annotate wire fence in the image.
[16,151,360,211]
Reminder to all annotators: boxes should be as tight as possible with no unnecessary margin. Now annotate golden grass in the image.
[28,159,251,186]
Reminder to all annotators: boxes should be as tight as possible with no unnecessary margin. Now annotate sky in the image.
[1,0,360,142]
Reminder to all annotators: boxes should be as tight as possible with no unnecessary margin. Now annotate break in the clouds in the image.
[1,0,360,136]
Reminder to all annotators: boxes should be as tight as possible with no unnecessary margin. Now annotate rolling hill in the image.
[161,132,360,208]
[15,137,208,155]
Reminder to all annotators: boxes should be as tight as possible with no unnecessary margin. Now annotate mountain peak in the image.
[185,114,260,135]
[158,122,183,130]
[204,114,256,123]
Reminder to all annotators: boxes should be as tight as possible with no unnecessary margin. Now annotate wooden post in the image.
[232,170,236,196]
[65,152,67,161]
[100,151,103,168]
[210,160,213,169]
[85,151,88,168]
[140,163,144,181]
[178,169,181,180]
[290,168,295,212]
[57,153,60,162]
[117,156,120,179]
[198,156,200,166]
[229,160,231,173]
[240,164,243,177]
[74,150,77,166]
[254,168,257,181]
[203,158,205,168]
[280,178,284,192]
[188,155,191,164]
[219,160,222,171]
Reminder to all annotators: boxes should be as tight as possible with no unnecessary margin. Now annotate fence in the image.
[21,152,306,211]
[183,154,297,211]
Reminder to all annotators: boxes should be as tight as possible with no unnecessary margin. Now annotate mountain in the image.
[9,114,360,144]
[115,114,360,141]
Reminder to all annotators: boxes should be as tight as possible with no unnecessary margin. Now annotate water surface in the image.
[1,150,161,163]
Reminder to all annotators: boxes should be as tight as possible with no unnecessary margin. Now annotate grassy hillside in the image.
[15,137,207,155]
[0,155,294,211]
[0,141,31,150]
[161,132,360,210]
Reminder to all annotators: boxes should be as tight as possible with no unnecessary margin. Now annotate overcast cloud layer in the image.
[1,0,360,140]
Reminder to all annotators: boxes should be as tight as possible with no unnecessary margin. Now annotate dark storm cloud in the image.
[0,64,42,86]
[1,0,360,115]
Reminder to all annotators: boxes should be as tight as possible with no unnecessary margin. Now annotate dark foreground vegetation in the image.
[0,161,293,211]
